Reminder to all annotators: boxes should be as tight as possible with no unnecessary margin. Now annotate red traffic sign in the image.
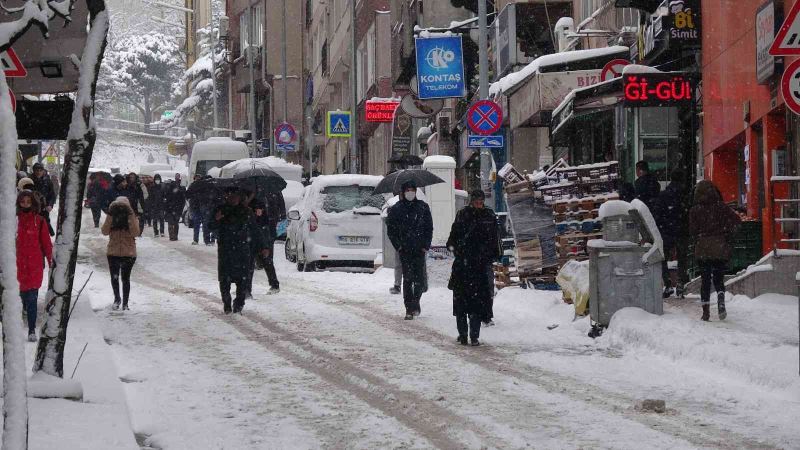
[274,122,297,144]
[467,100,502,135]
[782,59,800,115]
[770,0,800,55]
[600,59,630,82]
[0,49,27,77]
[365,100,400,122]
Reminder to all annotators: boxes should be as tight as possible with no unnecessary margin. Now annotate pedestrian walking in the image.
[30,162,56,236]
[634,160,661,211]
[245,197,280,296]
[189,175,212,245]
[446,190,499,346]
[386,180,433,320]
[86,173,109,228]
[653,169,690,298]
[16,190,53,342]
[146,174,166,237]
[689,180,741,321]
[101,197,140,310]
[164,175,186,241]
[126,172,147,235]
[210,188,268,314]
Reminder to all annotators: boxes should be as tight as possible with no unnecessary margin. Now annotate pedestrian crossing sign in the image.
[326,111,352,138]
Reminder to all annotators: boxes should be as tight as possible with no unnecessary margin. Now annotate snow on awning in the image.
[550,77,624,143]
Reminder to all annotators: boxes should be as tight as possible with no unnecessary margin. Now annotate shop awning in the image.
[550,77,624,145]
[489,46,629,128]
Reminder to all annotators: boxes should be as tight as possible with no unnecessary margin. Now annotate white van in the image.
[285,175,384,271]
[189,137,250,182]
[138,163,172,178]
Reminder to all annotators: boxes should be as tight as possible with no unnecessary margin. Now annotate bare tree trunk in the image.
[33,0,109,377]
[0,71,28,450]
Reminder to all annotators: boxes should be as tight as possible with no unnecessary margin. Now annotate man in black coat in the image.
[386,180,433,320]
[245,197,280,297]
[447,190,499,346]
[31,162,56,235]
[147,174,166,237]
[163,174,187,241]
[634,160,661,211]
[210,188,268,314]
[653,169,690,298]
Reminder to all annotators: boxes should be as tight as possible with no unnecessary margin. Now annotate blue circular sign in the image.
[467,100,502,135]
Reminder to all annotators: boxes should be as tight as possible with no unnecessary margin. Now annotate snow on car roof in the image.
[311,174,383,189]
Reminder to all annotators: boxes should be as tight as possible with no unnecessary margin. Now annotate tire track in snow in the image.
[161,240,780,450]
[83,236,506,449]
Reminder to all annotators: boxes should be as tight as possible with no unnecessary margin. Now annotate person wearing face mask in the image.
[164,174,187,241]
[146,174,166,237]
[386,180,433,320]
[16,190,54,342]
[446,190,500,346]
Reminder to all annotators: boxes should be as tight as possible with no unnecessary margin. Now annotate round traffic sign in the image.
[274,122,297,144]
[467,100,502,135]
[783,59,800,115]
[601,59,631,82]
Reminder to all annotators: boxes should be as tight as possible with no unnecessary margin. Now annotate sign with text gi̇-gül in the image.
[326,111,352,138]
[414,35,466,100]
[623,73,694,108]
[365,100,400,123]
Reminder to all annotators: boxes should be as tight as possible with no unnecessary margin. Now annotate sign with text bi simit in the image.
[365,100,400,123]
[414,35,466,100]
[623,73,694,107]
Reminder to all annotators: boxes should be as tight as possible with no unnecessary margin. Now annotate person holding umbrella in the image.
[210,187,268,314]
[447,190,500,346]
[386,179,433,320]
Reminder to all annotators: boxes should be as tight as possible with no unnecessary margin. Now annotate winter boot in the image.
[404,313,413,320]
[701,302,710,321]
[389,285,401,295]
[112,301,121,311]
[122,304,130,311]
[662,287,674,299]
[675,284,685,299]
[267,287,280,295]
[458,335,468,345]
[470,339,481,347]
[27,332,36,342]
[717,292,727,320]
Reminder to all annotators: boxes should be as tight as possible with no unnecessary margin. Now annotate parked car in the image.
[284,175,385,271]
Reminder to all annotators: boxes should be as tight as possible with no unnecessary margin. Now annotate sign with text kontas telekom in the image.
[414,35,466,99]
[623,73,694,107]
[365,100,400,122]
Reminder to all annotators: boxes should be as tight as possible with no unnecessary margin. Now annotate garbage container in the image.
[588,212,664,327]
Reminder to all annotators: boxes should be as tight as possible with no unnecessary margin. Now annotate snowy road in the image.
[77,219,799,449]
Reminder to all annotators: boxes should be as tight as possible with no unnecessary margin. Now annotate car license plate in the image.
[338,236,370,246]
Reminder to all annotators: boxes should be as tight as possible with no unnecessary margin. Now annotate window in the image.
[366,22,376,88]
[239,13,248,55]
[638,107,680,183]
[240,6,263,56]
[321,186,385,213]
[252,4,264,49]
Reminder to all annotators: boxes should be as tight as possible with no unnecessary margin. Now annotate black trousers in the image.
[262,241,279,289]
[698,259,726,304]
[91,206,102,227]
[166,213,180,240]
[108,256,136,305]
[456,313,482,340]
[662,234,690,288]
[152,214,165,236]
[220,276,247,311]
[400,252,426,314]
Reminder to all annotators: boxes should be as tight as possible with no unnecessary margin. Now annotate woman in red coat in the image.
[16,190,53,342]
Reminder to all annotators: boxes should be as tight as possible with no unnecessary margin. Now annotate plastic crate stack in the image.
[546,162,620,266]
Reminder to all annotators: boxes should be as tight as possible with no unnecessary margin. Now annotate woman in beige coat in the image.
[101,196,140,310]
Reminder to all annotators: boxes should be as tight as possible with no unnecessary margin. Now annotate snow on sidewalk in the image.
[0,264,139,449]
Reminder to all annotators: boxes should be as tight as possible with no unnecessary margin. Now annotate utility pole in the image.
[211,30,219,130]
[281,0,288,124]
[350,0,358,173]
[478,0,491,197]
[248,5,257,156]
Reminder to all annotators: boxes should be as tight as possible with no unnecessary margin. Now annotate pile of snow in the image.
[598,200,632,219]
[27,373,83,400]
[631,199,663,263]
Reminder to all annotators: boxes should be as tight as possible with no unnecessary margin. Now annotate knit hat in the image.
[470,189,485,201]
[113,174,126,188]
[17,177,34,191]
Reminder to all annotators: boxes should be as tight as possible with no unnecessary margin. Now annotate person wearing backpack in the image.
[101,196,140,310]
[16,190,53,342]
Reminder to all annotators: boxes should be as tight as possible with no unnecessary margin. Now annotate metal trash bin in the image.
[588,213,664,327]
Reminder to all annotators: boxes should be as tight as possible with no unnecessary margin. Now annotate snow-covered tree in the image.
[97,32,183,125]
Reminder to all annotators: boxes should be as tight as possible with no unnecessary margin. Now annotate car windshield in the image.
[195,160,234,177]
[320,185,385,213]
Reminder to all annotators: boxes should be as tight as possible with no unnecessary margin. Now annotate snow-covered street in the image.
[72,216,798,449]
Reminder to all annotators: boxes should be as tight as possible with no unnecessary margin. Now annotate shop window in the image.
[638,107,680,183]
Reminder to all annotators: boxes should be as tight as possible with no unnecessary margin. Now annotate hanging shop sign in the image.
[667,0,700,45]
[623,73,694,107]
[640,0,701,62]
[757,0,779,84]
[365,99,400,123]
[414,35,466,99]
[390,108,413,155]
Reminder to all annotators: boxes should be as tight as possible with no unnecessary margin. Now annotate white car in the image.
[285,175,385,271]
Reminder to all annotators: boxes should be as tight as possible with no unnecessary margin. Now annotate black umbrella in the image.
[373,169,445,195]
[231,167,287,195]
[388,154,424,167]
